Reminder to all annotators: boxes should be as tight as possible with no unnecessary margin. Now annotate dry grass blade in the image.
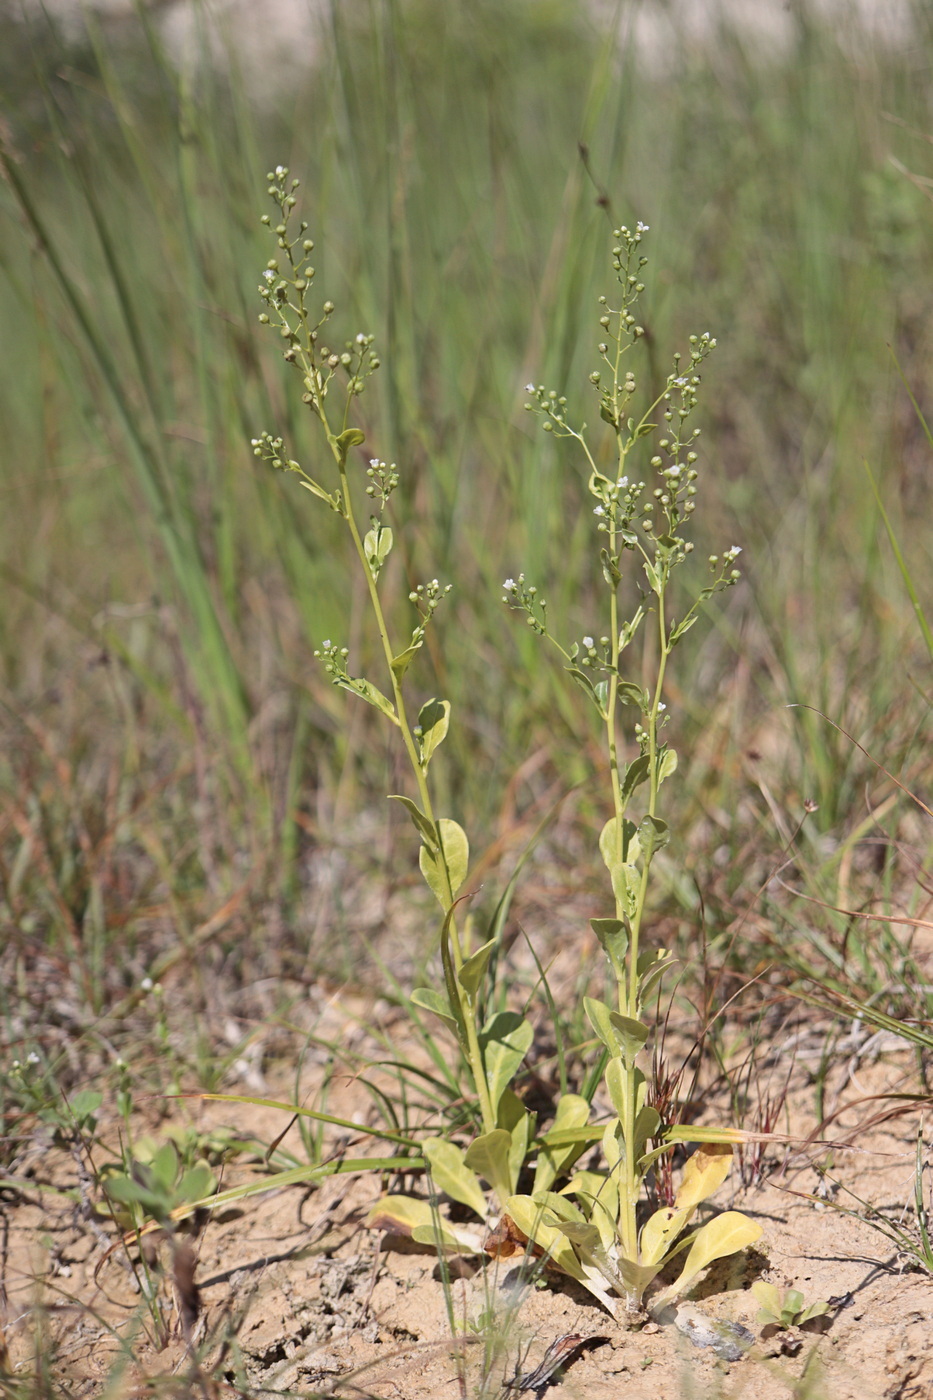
[172,1239,201,1340]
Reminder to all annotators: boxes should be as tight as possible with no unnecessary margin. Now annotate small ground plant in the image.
[751,1281,831,1331]
[250,168,760,1322]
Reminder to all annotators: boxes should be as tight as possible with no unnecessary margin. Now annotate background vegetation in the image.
[1,0,932,1190]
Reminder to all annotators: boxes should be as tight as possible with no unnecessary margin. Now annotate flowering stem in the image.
[325,426,496,1137]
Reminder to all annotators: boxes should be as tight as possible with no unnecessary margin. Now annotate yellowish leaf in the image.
[639,1205,692,1267]
[674,1142,733,1211]
[651,1211,762,1313]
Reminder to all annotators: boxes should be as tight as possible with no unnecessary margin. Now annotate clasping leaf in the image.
[417,698,450,769]
[419,818,469,907]
[335,426,365,465]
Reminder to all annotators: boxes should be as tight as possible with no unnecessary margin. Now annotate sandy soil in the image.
[4,995,932,1400]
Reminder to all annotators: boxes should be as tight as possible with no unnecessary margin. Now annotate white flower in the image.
[275,164,286,177]
[657,702,667,712]
[637,221,649,232]
[503,578,515,590]
[27,1052,40,1065]
[141,977,153,992]
[322,639,331,649]
[583,636,594,648]
[619,476,629,488]
[525,383,535,394]
[594,506,605,517]
[730,546,742,555]
[263,269,275,283]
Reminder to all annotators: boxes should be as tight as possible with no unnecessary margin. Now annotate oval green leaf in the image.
[657,747,678,785]
[464,1129,514,1203]
[620,754,650,807]
[339,677,399,724]
[590,918,628,966]
[608,1011,649,1064]
[637,814,670,858]
[674,1142,733,1211]
[458,936,496,1001]
[482,1011,533,1116]
[388,795,437,850]
[335,427,366,463]
[390,642,422,680]
[652,1211,763,1313]
[417,698,450,768]
[419,818,469,907]
[532,1093,591,1195]
[583,996,619,1056]
[598,817,622,873]
[409,986,457,1033]
[423,1138,489,1218]
[611,862,640,919]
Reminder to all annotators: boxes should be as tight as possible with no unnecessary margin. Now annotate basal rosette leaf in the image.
[502,1194,618,1314]
[366,1194,484,1255]
[650,1211,763,1313]
[797,1298,831,1325]
[750,1280,783,1325]
[503,1194,589,1283]
[532,1093,591,1194]
[639,1205,694,1267]
[674,1142,734,1211]
[465,1128,517,1205]
[422,1137,488,1218]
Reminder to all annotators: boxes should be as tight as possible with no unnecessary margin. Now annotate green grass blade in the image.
[865,460,933,663]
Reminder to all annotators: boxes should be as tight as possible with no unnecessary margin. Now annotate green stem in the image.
[329,431,497,1137]
[603,381,641,1278]
[618,1070,639,1263]
[266,193,498,1138]
[627,586,668,1015]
